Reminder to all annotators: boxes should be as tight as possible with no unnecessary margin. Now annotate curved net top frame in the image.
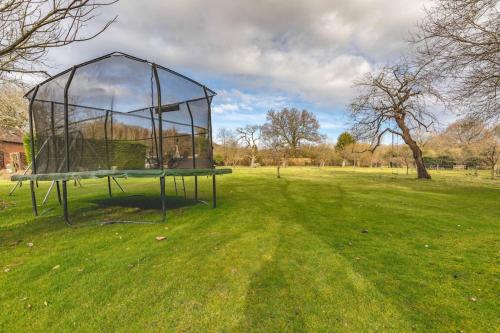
[26,52,216,174]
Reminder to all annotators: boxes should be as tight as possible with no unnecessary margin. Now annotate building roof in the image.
[0,128,24,144]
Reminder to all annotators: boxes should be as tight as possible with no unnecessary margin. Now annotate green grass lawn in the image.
[0,167,498,332]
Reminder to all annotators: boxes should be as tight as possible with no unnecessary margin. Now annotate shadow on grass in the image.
[56,194,198,226]
[90,194,198,210]
[0,193,200,234]
[238,259,306,332]
[235,220,306,332]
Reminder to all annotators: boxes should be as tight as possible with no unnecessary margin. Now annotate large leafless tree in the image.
[413,0,499,121]
[0,0,118,83]
[350,61,439,179]
[263,108,324,158]
[236,125,261,167]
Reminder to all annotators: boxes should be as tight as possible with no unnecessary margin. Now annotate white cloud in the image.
[212,103,239,114]
[213,89,289,113]
[46,0,429,108]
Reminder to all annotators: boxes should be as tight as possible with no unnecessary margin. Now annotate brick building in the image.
[0,129,26,170]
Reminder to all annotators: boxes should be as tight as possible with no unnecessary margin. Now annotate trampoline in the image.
[13,52,231,225]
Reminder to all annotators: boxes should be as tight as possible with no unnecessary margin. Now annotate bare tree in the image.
[444,118,486,147]
[313,143,335,167]
[413,0,499,121]
[236,125,261,167]
[216,127,237,166]
[477,124,500,178]
[264,108,324,159]
[262,128,286,178]
[350,61,439,179]
[0,83,26,129]
[0,0,118,82]
[397,146,414,175]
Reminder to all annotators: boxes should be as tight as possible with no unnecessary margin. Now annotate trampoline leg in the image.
[174,176,178,196]
[160,177,166,221]
[8,180,21,196]
[62,180,71,225]
[194,176,198,201]
[42,180,56,206]
[212,174,216,208]
[107,176,112,197]
[112,177,125,192]
[182,176,186,200]
[56,181,61,205]
[30,180,38,217]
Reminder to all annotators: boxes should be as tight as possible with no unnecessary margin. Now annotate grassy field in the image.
[0,167,498,332]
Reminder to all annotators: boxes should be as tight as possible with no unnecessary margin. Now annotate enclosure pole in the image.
[104,111,112,197]
[28,85,39,216]
[186,102,198,200]
[29,85,39,174]
[62,67,76,223]
[153,64,166,220]
[204,87,214,205]
[64,67,77,173]
[149,107,159,164]
[203,86,214,168]
[50,101,56,172]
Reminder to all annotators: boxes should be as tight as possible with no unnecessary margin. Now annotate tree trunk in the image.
[396,117,431,179]
[342,159,346,167]
[405,139,430,179]
[250,155,255,168]
[277,165,281,178]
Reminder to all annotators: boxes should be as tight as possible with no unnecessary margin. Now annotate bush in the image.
[83,139,147,170]
[109,141,147,169]
[23,134,32,164]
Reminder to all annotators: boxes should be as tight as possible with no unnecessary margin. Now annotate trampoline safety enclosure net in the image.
[26,52,217,173]
[14,52,231,224]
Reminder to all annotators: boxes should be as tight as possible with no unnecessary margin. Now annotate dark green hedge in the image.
[109,141,147,169]
[24,135,147,170]
[82,139,147,170]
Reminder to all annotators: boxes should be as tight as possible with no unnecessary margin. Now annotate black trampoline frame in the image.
[18,52,230,225]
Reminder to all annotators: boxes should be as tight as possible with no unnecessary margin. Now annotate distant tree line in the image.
[214,112,499,179]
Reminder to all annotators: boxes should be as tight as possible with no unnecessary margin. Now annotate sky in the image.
[45,0,432,142]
